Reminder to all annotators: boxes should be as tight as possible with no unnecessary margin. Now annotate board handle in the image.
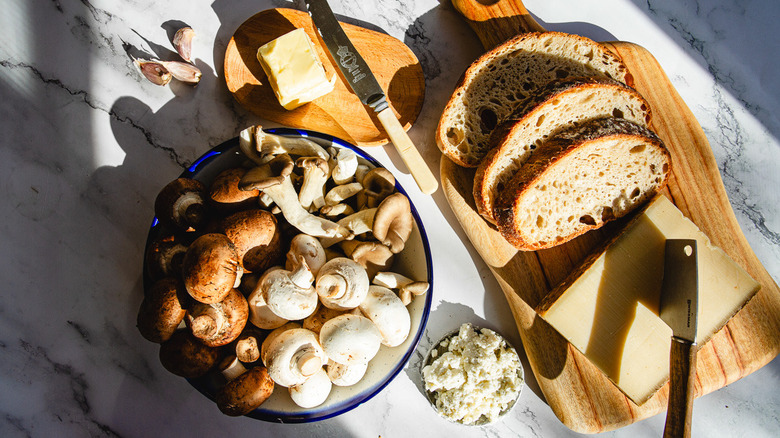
[451,0,546,50]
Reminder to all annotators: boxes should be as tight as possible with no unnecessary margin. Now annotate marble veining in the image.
[1,0,778,437]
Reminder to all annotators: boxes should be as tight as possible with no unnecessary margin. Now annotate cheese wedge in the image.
[257,28,336,110]
[536,195,760,404]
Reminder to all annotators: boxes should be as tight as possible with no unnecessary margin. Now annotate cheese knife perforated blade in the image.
[304,0,438,194]
[660,239,699,438]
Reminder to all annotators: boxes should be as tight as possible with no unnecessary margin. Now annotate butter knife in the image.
[304,0,438,195]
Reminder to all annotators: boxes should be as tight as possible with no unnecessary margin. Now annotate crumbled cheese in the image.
[422,323,523,425]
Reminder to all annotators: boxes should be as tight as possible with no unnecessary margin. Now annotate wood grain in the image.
[441,0,780,433]
[224,8,424,147]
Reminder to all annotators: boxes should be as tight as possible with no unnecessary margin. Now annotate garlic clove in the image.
[161,60,202,84]
[135,59,171,86]
[173,26,195,62]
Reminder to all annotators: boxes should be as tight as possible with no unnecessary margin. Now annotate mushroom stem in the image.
[330,147,358,185]
[288,255,315,290]
[319,208,376,248]
[219,355,249,381]
[297,157,329,210]
[324,182,363,206]
[239,125,329,165]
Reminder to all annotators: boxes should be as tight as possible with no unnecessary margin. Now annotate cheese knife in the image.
[304,0,439,195]
[659,239,699,438]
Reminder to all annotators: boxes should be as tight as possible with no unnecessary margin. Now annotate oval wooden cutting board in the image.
[441,0,780,433]
[224,8,425,147]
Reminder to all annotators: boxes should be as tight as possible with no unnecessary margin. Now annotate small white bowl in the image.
[143,128,433,423]
[421,325,524,426]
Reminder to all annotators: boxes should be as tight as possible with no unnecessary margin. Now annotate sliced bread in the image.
[436,31,631,168]
[494,118,671,251]
[474,76,651,223]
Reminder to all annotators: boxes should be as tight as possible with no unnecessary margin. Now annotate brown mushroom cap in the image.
[182,233,241,304]
[144,234,191,284]
[154,178,208,231]
[186,288,249,347]
[233,328,266,363]
[219,209,283,273]
[159,330,220,378]
[216,366,275,416]
[209,168,259,211]
[137,277,189,343]
[372,193,414,253]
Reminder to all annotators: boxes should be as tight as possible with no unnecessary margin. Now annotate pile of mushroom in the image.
[139,124,429,415]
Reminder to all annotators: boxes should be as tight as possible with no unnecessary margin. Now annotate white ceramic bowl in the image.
[143,128,433,422]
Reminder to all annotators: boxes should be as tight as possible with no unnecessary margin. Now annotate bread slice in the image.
[495,118,670,251]
[474,77,651,223]
[436,32,631,168]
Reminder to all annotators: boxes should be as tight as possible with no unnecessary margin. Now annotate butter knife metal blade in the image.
[304,0,438,194]
[660,239,699,438]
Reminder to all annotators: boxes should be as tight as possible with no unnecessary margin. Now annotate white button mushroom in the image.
[247,273,289,330]
[330,147,358,185]
[289,368,332,408]
[262,327,328,387]
[319,314,382,365]
[315,257,369,311]
[358,285,411,347]
[285,234,326,276]
[326,359,368,387]
[253,256,318,321]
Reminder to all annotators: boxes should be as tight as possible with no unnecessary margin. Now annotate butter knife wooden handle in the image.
[376,107,439,195]
[664,338,697,438]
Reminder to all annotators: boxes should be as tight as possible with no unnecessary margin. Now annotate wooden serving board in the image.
[441,0,780,433]
[224,8,425,147]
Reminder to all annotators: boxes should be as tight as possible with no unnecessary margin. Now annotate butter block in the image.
[536,195,760,404]
[257,28,335,110]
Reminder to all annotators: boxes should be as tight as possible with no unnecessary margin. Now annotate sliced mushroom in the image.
[239,155,348,239]
[262,327,328,387]
[215,356,275,416]
[297,157,329,210]
[182,233,242,304]
[159,330,220,378]
[326,359,368,387]
[319,314,382,365]
[289,367,332,408]
[286,234,326,276]
[209,167,260,212]
[315,257,370,311]
[362,167,396,208]
[358,285,411,347]
[239,125,328,165]
[219,209,283,273]
[154,178,208,231]
[186,288,249,347]
[137,277,188,343]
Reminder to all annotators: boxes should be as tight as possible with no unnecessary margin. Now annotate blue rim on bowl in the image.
[143,128,433,423]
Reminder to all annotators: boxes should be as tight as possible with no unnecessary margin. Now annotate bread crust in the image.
[436,32,631,168]
[494,118,670,251]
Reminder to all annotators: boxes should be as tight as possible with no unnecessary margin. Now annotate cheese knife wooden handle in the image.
[663,338,697,438]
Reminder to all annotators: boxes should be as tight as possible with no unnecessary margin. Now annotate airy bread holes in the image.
[479,108,498,133]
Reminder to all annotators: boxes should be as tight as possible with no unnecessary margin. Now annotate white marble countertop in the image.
[1,0,778,436]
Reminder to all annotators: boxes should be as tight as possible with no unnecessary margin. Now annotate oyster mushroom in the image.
[342,240,395,279]
[219,209,282,273]
[215,356,275,416]
[262,327,328,387]
[159,330,220,378]
[239,125,329,165]
[320,203,354,217]
[137,277,188,343]
[286,234,327,276]
[186,288,249,347]
[358,285,411,347]
[253,256,318,321]
[372,271,430,306]
[181,233,242,304]
[330,147,358,185]
[326,359,368,387]
[296,157,329,210]
[324,182,363,206]
[372,193,414,253]
[209,167,260,212]
[239,155,348,239]
[319,314,382,365]
[154,178,208,231]
[362,167,396,208]
[315,257,370,310]
[289,367,332,408]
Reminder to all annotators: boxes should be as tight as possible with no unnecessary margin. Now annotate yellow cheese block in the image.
[536,195,760,404]
[257,28,335,110]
